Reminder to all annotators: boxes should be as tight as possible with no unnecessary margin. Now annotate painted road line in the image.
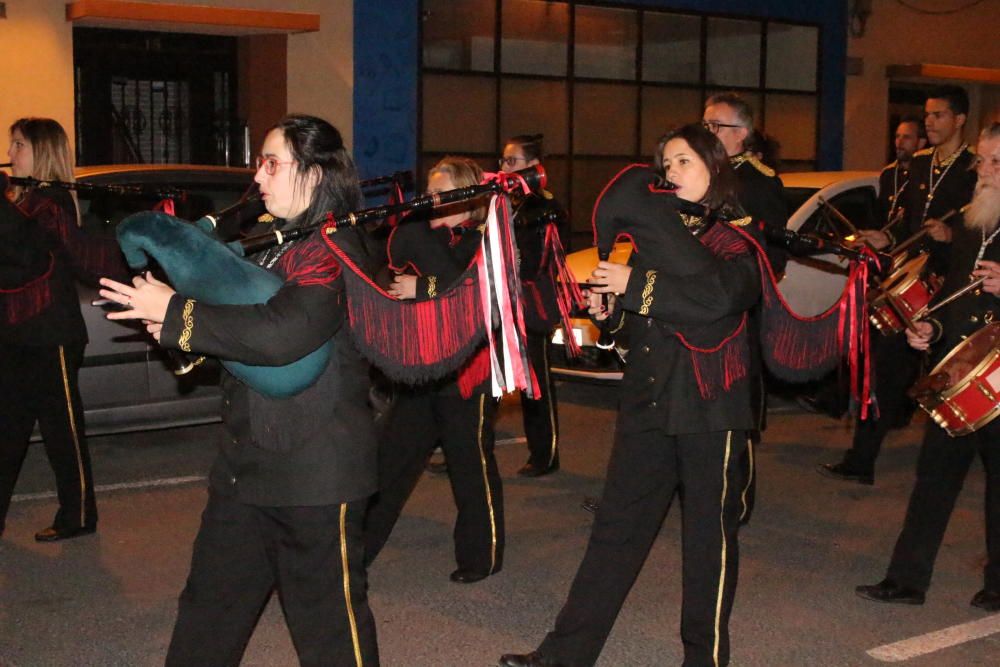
[867,614,1000,662]
[12,475,206,502]
[13,438,529,503]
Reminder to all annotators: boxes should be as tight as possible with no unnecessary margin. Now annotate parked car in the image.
[73,165,255,435]
[549,170,880,381]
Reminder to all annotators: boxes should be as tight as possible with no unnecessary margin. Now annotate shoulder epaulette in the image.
[728,216,753,227]
[744,155,775,178]
[540,188,554,200]
[913,147,934,158]
[880,161,898,173]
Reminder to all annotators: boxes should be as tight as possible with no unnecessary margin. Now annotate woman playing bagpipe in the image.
[500,134,569,478]
[363,156,506,584]
[500,123,873,667]
[0,118,126,542]
[98,115,380,666]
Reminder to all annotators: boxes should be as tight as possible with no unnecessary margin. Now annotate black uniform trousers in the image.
[364,388,503,575]
[886,418,1000,594]
[0,343,96,534]
[166,492,378,667]
[841,331,922,475]
[538,427,748,667]
[520,330,559,470]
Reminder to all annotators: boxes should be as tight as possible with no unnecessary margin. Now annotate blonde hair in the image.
[428,156,488,222]
[10,118,80,224]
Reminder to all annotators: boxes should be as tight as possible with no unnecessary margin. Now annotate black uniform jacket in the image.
[612,213,760,435]
[924,215,1000,363]
[877,161,910,230]
[387,217,483,301]
[387,217,489,395]
[160,229,377,507]
[902,145,977,273]
[512,190,568,332]
[732,152,788,274]
[0,187,126,346]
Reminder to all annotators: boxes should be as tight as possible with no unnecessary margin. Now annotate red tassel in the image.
[154,198,176,217]
[0,254,55,325]
[681,315,750,400]
[322,230,486,383]
[543,222,586,358]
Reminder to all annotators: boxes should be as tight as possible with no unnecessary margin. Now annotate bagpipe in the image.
[4,174,186,200]
[588,163,881,413]
[115,166,579,399]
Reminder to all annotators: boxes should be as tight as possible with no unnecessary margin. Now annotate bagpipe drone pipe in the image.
[115,166,567,399]
[591,163,880,413]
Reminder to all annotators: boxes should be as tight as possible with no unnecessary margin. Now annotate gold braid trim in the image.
[679,213,703,229]
[608,310,627,334]
[731,152,775,177]
[426,276,438,298]
[178,299,196,352]
[728,215,752,227]
[638,270,657,316]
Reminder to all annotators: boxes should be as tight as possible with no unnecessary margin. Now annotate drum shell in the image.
[914,323,1000,436]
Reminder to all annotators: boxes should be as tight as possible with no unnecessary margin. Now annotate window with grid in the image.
[420,0,821,245]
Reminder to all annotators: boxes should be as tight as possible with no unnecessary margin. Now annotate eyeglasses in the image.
[498,156,529,168]
[255,156,295,176]
[702,120,743,134]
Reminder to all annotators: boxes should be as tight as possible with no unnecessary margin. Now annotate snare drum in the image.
[868,253,943,335]
[910,323,1000,436]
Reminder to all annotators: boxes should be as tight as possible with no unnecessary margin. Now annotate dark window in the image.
[74,28,243,167]
[419,1,822,247]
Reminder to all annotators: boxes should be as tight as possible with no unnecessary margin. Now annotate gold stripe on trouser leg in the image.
[339,503,364,667]
[739,436,754,521]
[475,394,498,573]
[58,346,87,527]
[712,431,733,667]
[542,341,558,468]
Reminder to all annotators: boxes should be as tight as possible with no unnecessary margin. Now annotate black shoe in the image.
[35,525,96,542]
[450,568,490,584]
[970,589,1000,612]
[581,497,599,513]
[498,651,565,667]
[517,462,559,478]
[817,462,874,486]
[855,579,925,605]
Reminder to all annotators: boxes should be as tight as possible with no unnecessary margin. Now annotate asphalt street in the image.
[1,382,998,666]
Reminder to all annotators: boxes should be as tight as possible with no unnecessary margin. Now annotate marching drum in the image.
[868,253,943,335]
[909,322,1000,436]
[778,253,851,318]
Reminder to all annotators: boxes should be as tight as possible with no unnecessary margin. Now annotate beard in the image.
[964,182,1000,234]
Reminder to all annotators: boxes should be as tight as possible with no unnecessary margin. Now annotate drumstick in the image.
[818,197,859,236]
[891,209,959,259]
[879,206,905,234]
[916,277,986,320]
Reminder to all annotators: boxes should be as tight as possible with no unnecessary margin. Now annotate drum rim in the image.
[877,253,931,298]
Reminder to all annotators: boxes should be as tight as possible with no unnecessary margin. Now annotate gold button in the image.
[970,315,979,323]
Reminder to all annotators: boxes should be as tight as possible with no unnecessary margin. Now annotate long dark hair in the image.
[654,123,740,213]
[270,114,363,227]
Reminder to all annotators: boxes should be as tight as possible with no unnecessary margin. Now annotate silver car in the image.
[74,164,254,435]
